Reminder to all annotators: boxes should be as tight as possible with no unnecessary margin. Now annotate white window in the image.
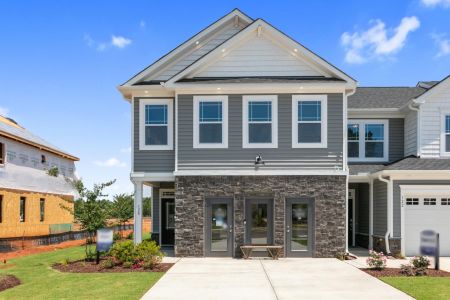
[243,95,278,148]
[406,198,419,206]
[139,99,173,150]
[441,112,450,156]
[347,120,389,162]
[292,95,327,148]
[193,96,228,148]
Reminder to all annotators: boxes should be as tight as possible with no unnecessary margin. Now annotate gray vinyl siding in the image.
[373,179,387,236]
[404,110,417,156]
[178,94,343,170]
[152,187,160,233]
[392,180,450,238]
[133,98,175,172]
[389,118,404,162]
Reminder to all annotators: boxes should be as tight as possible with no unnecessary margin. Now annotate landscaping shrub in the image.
[100,258,115,269]
[136,240,164,261]
[415,266,428,276]
[143,256,162,270]
[127,232,134,240]
[400,264,414,276]
[113,232,121,241]
[109,240,136,263]
[61,258,71,266]
[366,250,387,270]
[411,256,430,269]
[122,261,133,268]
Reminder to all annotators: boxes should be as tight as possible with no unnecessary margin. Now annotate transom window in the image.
[292,95,327,148]
[243,96,278,148]
[139,99,173,150]
[193,96,228,148]
[348,120,388,162]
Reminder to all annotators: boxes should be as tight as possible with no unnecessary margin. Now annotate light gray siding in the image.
[133,98,175,172]
[404,110,417,156]
[373,179,387,236]
[178,94,343,170]
[392,180,450,238]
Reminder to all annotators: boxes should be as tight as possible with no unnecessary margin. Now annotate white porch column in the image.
[133,180,143,244]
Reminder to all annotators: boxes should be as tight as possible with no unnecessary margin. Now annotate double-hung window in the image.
[243,95,278,148]
[348,120,389,162]
[139,99,173,150]
[193,96,228,148]
[441,113,450,156]
[292,95,327,148]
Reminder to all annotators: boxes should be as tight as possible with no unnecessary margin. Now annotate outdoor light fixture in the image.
[255,153,265,166]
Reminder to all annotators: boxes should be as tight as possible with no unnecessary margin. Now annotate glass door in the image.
[245,198,274,253]
[286,198,314,257]
[205,198,233,257]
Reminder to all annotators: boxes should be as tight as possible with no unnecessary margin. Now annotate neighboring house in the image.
[118,9,450,257]
[0,115,79,238]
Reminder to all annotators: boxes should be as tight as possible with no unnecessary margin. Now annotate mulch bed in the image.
[363,268,450,277]
[53,260,173,273]
[0,275,21,292]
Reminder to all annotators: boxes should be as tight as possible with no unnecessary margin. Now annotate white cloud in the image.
[421,0,450,7]
[139,20,146,28]
[0,106,9,116]
[341,16,420,64]
[120,146,131,153]
[94,157,126,167]
[111,35,132,49]
[432,33,450,57]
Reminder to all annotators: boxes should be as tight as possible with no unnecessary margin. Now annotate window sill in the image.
[139,145,173,151]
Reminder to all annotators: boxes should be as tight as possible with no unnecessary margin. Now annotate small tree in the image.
[111,193,134,236]
[61,179,116,260]
[143,197,152,217]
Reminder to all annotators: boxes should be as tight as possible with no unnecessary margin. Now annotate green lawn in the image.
[0,246,164,300]
[381,277,450,300]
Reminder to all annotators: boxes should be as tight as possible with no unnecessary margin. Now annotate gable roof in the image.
[348,87,426,109]
[413,74,450,104]
[0,115,79,161]
[165,18,356,86]
[122,9,253,86]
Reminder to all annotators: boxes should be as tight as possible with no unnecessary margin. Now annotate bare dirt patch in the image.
[0,275,21,292]
[363,268,450,277]
[53,260,173,273]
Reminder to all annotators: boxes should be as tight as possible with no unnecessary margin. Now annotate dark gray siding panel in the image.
[178,94,343,170]
[373,179,387,236]
[357,183,370,234]
[392,180,450,238]
[133,98,175,172]
[152,187,160,233]
[389,118,404,162]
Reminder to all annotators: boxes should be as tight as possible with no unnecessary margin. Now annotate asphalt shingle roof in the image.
[348,87,426,109]
[349,157,450,175]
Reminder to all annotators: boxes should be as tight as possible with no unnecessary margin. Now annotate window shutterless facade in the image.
[441,113,450,156]
[347,120,389,162]
[20,197,26,222]
[193,96,228,148]
[292,95,327,148]
[40,198,45,222]
[242,95,278,148]
[139,99,173,150]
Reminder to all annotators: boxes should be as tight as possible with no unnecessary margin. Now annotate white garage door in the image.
[405,196,450,256]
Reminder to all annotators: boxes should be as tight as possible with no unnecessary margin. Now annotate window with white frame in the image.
[443,114,450,155]
[292,95,327,148]
[243,95,278,148]
[139,99,173,150]
[193,96,228,148]
[347,120,389,162]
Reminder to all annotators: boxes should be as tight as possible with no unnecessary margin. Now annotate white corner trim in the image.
[242,95,278,148]
[193,96,228,148]
[347,119,389,163]
[291,95,328,148]
[131,98,135,173]
[139,98,174,151]
[440,110,450,157]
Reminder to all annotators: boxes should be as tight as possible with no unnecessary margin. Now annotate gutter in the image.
[377,174,392,255]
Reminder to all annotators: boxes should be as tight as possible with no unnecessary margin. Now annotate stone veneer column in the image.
[174,175,346,258]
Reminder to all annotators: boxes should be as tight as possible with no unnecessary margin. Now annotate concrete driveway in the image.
[141,258,412,300]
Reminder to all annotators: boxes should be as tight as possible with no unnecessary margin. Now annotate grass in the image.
[0,246,164,300]
[381,277,450,300]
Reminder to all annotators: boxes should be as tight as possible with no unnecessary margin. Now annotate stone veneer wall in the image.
[174,175,346,258]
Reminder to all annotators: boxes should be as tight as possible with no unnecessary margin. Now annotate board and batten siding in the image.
[195,34,323,78]
[177,93,343,171]
[404,110,417,156]
[419,84,450,157]
[133,98,175,173]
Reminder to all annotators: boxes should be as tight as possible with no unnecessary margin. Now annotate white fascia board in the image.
[130,172,175,182]
[348,108,405,119]
[122,10,253,87]
[165,19,357,87]
[370,170,450,180]
[174,169,348,176]
[119,85,175,101]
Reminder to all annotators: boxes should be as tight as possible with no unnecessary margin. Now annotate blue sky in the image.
[0,0,449,196]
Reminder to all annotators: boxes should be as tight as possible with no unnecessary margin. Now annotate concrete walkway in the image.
[141,258,412,300]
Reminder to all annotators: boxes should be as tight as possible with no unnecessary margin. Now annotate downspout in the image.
[377,174,392,254]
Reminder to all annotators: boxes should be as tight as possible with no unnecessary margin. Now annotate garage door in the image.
[405,196,450,256]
